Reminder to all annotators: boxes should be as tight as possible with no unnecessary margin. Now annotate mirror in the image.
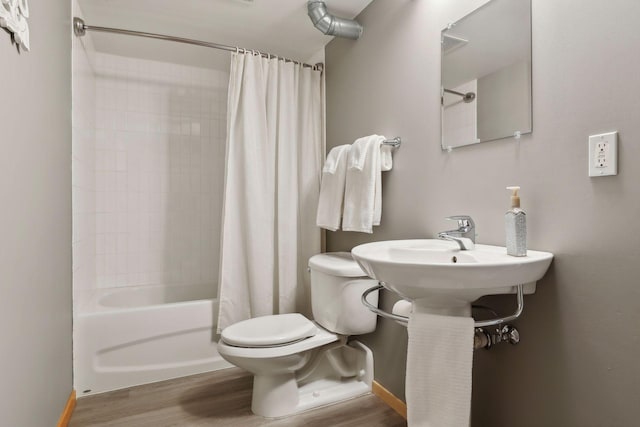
[441,0,532,150]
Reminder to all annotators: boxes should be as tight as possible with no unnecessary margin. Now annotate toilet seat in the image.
[218,323,338,359]
[221,313,318,348]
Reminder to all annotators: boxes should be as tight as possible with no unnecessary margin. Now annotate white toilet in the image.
[217,252,379,418]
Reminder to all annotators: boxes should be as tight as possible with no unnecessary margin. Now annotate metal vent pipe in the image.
[307,0,363,40]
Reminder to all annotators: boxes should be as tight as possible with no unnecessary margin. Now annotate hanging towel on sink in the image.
[342,134,385,233]
[406,308,474,427]
[316,144,351,231]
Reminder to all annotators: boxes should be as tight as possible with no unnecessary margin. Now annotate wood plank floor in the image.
[69,368,407,427]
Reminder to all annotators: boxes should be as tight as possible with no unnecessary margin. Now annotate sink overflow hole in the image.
[451,256,458,263]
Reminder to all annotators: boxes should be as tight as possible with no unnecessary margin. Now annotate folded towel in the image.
[342,135,385,233]
[381,143,393,171]
[323,144,349,174]
[316,145,351,231]
[373,149,383,226]
[348,135,376,170]
[373,136,389,226]
[406,309,474,427]
[372,139,397,225]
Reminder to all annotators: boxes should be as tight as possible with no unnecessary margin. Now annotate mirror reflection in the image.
[441,0,532,150]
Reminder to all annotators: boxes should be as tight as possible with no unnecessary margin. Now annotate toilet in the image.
[217,252,379,418]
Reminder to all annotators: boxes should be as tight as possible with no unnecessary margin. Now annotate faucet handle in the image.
[445,215,475,229]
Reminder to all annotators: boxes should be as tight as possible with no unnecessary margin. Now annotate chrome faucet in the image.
[437,215,476,250]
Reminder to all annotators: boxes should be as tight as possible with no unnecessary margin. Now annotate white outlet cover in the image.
[588,131,618,177]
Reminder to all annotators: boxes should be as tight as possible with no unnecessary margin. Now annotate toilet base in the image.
[250,340,374,418]
[252,373,300,417]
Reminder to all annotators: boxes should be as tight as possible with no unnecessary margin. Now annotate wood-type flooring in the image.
[69,367,407,427]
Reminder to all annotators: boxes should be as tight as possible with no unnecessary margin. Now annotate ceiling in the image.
[78,0,374,70]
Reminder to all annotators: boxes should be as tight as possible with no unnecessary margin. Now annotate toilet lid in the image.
[308,252,366,277]
[221,313,317,348]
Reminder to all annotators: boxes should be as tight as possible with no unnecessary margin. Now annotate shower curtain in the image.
[217,51,323,332]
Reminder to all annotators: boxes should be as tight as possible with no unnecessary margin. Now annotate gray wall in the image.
[326,0,640,426]
[0,0,73,425]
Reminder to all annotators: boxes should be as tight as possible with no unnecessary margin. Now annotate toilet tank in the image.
[308,252,378,335]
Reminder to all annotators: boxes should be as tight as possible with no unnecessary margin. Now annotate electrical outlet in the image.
[588,131,618,177]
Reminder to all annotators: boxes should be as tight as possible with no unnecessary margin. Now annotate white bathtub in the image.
[74,284,232,396]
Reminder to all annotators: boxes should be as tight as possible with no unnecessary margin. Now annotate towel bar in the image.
[382,137,402,148]
[361,283,524,328]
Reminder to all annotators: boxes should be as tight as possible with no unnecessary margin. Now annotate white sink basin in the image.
[352,239,553,310]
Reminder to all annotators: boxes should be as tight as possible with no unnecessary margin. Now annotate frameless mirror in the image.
[441,0,532,150]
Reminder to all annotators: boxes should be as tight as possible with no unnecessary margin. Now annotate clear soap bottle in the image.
[505,186,526,256]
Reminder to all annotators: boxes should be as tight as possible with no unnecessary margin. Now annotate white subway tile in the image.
[76,52,227,291]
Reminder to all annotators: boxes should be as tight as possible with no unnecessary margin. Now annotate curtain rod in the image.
[73,17,323,72]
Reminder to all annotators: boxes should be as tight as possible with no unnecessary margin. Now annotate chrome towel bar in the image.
[361,283,524,328]
[382,137,402,148]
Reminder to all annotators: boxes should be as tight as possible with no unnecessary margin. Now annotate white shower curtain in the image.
[217,52,323,332]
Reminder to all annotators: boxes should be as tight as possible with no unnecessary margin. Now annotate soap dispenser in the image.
[505,186,526,256]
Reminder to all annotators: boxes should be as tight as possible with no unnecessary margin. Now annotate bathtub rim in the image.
[74,283,219,315]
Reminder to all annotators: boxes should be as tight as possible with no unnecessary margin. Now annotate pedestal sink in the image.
[352,239,553,316]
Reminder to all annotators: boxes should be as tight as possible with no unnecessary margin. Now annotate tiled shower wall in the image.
[93,53,228,289]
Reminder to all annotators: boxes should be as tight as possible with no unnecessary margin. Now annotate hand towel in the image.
[380,143,394,172]
[406,308,475,427]
[375,139,393,224]
[373,150,383,226]
[366,135,391,226]
[342,135,385,233]
[316,144,351,231]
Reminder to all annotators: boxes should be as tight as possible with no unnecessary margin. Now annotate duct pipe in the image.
[307,0,363,40]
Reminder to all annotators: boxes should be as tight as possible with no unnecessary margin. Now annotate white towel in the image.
[406,309,475,427]
[316,145,351,231]
[381,143,394,172]
[373,138,394,225]
[342,135,385,233]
